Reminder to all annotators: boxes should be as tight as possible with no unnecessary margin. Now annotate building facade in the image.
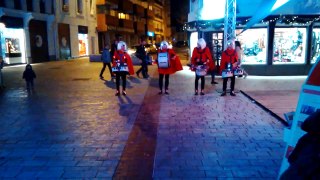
[0,0,98,65]
[96,0,171,52]
[56,0,98,59]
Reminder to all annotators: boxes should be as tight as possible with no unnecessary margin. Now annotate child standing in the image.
[22,64,36,90]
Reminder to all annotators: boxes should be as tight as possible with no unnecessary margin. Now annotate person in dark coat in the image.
[99,44,114,79]
[135,37,149,78]
[22,64,36,90]
[280,111,320,180]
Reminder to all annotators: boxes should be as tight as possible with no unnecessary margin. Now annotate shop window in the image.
[311,28,320,64]
[77,0,83,14]
[273,28,307,64]
[235,28,268,65]
[78,34,88,56]
[62,0,69,12]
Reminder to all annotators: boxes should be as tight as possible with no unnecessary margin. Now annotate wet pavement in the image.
[0,58,305,179]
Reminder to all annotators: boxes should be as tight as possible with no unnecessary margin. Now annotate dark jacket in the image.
[280,111,320,180]
[22,65,36,81]
[135,45,147,61]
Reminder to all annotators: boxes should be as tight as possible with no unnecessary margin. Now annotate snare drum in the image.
[195,65,207,76]
[221,69,233,78]
[234,68,244,76]
[112,63,129,72]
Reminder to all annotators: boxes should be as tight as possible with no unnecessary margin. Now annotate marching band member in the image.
[112,41,134,96]
[156,41,183,94]
[191,38,214,95]
[220,40,238,96]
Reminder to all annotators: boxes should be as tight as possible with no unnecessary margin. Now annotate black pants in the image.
[159,74,169,91]
[100,62,112,77]
[26,80,34,89]
[211,70,216,81]
[115,72,127,91]
[136,61,148,78]
[195,75,205,91]
[222,76,235,91]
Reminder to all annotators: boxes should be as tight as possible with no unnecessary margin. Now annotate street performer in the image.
[112,41,134,96]
[191,38,215,95]
[220,40,238,96]
[156,41,183,94]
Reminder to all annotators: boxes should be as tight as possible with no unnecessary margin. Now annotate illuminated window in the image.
[77,0,83,14]
[273,28,307,64]
[110,10,116,16]
[236,29,268,65]
[311,28,320,64]
[118,13,126,19]
[149,5,152,11]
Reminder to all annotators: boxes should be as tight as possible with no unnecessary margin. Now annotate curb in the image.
[240,90,289,127]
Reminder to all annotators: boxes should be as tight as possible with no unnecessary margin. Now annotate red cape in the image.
[191,47,215,71]
[157,49,183,75]
[112,50,134,75]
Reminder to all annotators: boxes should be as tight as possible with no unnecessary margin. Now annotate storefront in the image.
[186,0,320,76]
[0,16,26,65]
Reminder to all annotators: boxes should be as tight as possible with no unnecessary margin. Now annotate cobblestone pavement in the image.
[0,58,286,179]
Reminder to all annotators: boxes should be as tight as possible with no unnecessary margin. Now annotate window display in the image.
[78,33,88,56]
[311,28,320,64]
[273,28,306,64]
[235,28,268,64]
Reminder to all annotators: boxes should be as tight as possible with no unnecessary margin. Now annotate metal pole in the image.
[223,0,236,50]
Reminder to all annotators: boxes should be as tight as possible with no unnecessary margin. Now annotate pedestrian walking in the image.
[112,41,134,96]
[135,37,149,78]
[220,40,238,96]
[156,40,183,94]
[190,38,215,95]
[22,64,36,90]
[99,44,114,79]
[235,40,248,78]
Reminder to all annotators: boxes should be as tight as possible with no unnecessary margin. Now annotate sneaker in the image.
[211,81,218,84]
[115,91,120,96]
[100,75,104,79]
[230,91,236,96]
[122,91,127,96]
[158,91,163,95]
[221,91,226,96]
[136,72,140,78]
[165,91,169,95]
[195,90,198,95]
[200,91,205,95]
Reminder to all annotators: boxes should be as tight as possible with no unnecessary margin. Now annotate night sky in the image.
[170,0,189,27]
